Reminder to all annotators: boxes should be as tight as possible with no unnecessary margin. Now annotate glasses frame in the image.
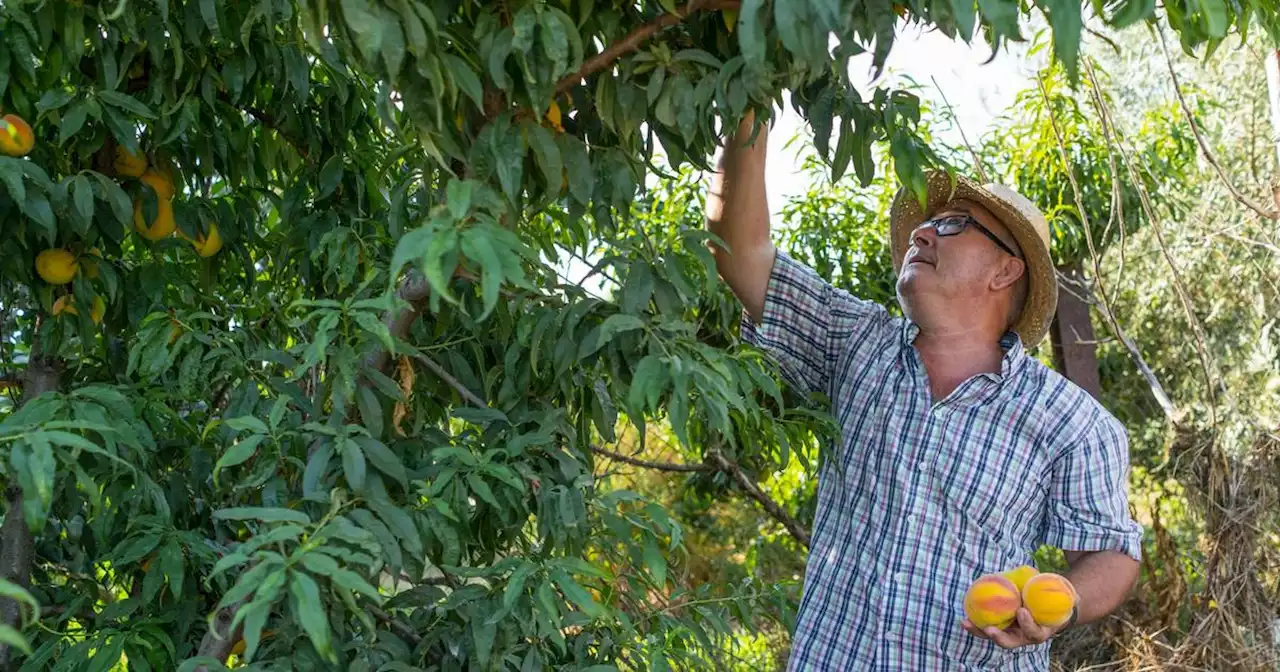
[916,214,1020,259]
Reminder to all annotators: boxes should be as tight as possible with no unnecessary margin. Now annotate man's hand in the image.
[960,607,1067,649]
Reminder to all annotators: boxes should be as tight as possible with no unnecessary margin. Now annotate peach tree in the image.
[0,0,1272,670]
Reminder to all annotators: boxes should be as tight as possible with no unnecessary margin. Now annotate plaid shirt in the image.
[741,252,1143,671]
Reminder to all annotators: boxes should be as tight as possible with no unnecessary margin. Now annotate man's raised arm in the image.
[706,112,777,324]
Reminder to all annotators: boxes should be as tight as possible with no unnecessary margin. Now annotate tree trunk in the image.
[1049,262,1102,400]
[1264,48,1280,211]
[0,350,61,670]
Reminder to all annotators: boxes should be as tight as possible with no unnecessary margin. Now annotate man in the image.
[705,111,1143,670]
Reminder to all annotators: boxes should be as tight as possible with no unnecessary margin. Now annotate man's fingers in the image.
[960,619,988,639]
[986,625,1025,649]
[1014,608,1050,643]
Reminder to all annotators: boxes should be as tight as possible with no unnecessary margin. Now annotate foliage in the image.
[0,1,1276,671]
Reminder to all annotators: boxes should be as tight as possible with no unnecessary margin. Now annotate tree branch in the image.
[1079,60,1229,421]
[1156,27,1277,220]
[368,606,423,646]
[410,352,487,409]
[706,449,810,549]
[193,599,246,672]
[589,445,714,472]
[1041,71,1182,427]
[554,0,741,97]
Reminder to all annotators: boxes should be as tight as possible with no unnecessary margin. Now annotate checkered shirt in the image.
[740,251,1143,671]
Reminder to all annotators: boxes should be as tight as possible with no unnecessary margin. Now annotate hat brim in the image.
[888,170,1058,349]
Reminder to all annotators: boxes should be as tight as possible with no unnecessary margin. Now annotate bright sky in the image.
[763,23,1042,211]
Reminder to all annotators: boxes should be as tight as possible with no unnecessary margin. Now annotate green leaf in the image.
[0,158,25,204]
[356,385,384,439]
[380,8,407,78]
[443,54,484,108]
[213,507,312,525]
[36,89,75,113]
[1044,0,1083,79]
[226,416,269,434]
[318,155,344,199]
[473,617,497,669]
[60,99,93,144]
[503,562,536,610]
[354,436,407,490]
[158,539,185,600]
[643,535,667,587]
[580,314,645,358]
[0,578,39,626]
[549,568,605,618]
[72,175,94,221]
[1201,0,1228,37]
[951,0,977,39]
[98,90,157,119]
[368,499,424,559]
[466,473,502,510]
[738,0,767,68]
[214,434,264,485]
[289,571,336,662]
[342,438,368,491]
[525,122,563,191]
[557,134,592,205]
[94,173,132,225]
[22,191,56,244]
[0,625,31,656]
[299,552,382,600]
[459,231,504,319]
[341,0,385,62]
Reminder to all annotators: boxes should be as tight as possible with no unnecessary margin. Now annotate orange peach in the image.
[1002,565,1040,592]
[963,573,1021,630]
[1021,572,1078,627]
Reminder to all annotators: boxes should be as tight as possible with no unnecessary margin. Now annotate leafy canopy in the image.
[0,0,1272,669]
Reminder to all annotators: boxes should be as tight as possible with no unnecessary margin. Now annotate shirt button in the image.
[895,571,907,584]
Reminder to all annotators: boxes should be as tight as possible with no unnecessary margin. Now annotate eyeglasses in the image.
[914,214,1020,259]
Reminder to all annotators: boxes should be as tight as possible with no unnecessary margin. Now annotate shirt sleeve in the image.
[1040,414,1144,562]
[739,249,892,400]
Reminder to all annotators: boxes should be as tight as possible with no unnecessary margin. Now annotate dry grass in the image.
[1053,427,1280,672]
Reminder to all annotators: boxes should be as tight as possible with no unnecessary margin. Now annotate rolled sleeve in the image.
[740,250,890,399]
[1041,415,1144,562]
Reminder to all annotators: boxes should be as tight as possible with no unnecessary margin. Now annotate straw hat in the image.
[888,170,1058,348]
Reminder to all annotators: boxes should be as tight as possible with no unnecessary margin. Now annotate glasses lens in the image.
[933,216,967,236]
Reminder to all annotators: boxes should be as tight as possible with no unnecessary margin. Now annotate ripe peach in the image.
[963,573,1021,630]
[0,114,34,157]
[1021,572,1078,627]
[1002,564,1040,592]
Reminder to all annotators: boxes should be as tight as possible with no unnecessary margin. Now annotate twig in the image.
[706,449,810,548]
[411,352,487,409]
[554,0,742,96]
[1155,28,1277,220]
[1038,72,1180,425]
[589,445,713,472]
[930,75,989,183]
[368,606,423,646]
[1082,58,1228,422]
[193,599,247,672]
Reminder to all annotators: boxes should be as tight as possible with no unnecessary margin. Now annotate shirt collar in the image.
[900,319,1028,382]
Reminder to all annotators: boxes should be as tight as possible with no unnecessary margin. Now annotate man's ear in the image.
[990,256,1025,292]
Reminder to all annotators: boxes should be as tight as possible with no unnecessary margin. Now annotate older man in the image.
[705,112,1143,670]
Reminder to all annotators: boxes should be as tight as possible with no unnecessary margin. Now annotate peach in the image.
[1002,564,1040,592]
[963,573,1021,630]
[1021,572,1078,627]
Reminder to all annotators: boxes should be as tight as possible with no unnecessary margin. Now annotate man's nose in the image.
[911,226,937,248]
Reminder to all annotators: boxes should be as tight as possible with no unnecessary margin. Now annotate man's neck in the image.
[912,324,1006,403]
